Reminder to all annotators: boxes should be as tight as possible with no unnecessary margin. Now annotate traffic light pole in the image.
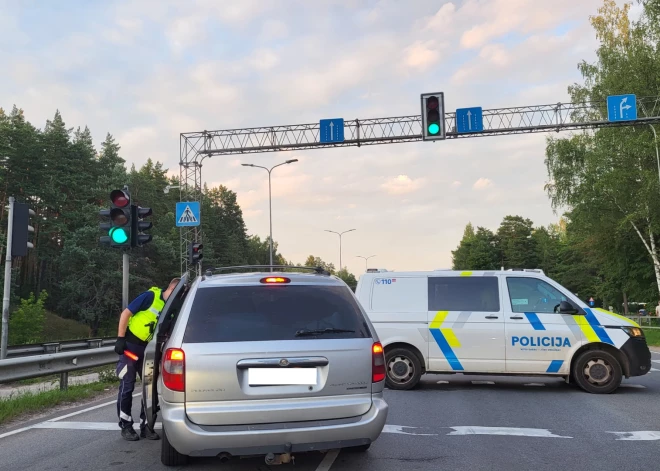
[1,197,15,359]
[122,252,129,311]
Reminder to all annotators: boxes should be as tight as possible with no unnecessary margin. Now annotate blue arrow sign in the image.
[319,118,345,143]
[176,201,200,227]
[607,94,637,122]
[456,107,483,133]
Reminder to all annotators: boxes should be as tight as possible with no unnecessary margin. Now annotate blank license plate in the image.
[248,368,317,386]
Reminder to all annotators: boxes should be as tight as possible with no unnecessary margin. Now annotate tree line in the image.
[454,1,660,314]
[0,107,358,342]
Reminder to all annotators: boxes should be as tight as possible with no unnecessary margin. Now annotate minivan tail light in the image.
[372,342,386,383]
[162,348,185,392]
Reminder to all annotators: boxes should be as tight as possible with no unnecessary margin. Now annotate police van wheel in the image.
[161,425,188,467]
[385,348,422,390]
[572,349,622,394]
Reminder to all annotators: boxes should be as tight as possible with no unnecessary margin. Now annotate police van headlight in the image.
[621,326,644,338]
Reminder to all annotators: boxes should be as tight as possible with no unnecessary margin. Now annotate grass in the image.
[42,312,91,342]
[0,379,117,426]
[643,329,660,347]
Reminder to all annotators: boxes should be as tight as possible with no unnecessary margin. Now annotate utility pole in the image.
[1,197,14,359]
[325,229,356,271]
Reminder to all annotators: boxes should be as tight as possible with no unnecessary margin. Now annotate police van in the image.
[354,268,652,394]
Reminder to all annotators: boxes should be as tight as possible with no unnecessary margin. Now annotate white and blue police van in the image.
[354,268,651,393]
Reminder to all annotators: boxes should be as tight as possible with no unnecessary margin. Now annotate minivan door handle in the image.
[485,315,499,319]
[510,316,524,320]
[236,357,329,369]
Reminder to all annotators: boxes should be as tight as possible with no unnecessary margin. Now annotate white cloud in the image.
[381,175,426,195]
[473,178,494,190]
[451,181,462,188]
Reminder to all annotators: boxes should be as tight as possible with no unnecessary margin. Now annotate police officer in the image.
[114,278,180,441]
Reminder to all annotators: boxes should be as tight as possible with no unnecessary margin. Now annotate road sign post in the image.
[607,94,637,122]
[1,197,14,359]
[319,118,345,143]
[456,107,484,133]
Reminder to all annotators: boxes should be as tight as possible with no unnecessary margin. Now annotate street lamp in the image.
[324,229,356,270]
[356,255,376,271]
[242,159,298,269]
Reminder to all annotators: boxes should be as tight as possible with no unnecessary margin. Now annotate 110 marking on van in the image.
[375,278,397,285]
[512,336,571,348]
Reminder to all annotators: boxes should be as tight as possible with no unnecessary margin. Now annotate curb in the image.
[649,347,660,354]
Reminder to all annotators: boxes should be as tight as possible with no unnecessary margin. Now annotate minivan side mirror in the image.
[558,301,578,315]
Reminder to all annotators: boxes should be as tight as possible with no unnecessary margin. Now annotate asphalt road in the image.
[2,350,660,471]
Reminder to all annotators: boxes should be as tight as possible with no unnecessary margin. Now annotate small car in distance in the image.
[141,266,389,466]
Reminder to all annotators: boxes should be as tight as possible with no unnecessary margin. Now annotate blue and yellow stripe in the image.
[575,308,614,345]
[429,310,464,371]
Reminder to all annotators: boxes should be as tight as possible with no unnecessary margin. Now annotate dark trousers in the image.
[116,341,147,430]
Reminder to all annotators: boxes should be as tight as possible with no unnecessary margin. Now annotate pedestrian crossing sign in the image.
[175,201,200,227]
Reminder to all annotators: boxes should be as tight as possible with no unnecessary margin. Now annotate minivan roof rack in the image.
[204,265,332,277]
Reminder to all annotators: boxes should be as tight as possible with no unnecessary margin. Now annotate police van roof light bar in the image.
[204,265,332,277]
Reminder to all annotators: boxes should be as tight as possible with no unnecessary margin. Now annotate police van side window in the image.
[506,277,568,314]
[427,277,500,312]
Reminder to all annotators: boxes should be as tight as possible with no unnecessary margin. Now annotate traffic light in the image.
[99,188,131,248]
[11,202,35,257]
[421,92,446,141]
[188,242,203,265]
[131,206,153,247]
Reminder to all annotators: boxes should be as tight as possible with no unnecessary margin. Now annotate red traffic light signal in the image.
[110,189,130,208]
[189,242,203,264]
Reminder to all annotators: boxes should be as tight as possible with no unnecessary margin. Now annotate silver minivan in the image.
[140,266,389,466]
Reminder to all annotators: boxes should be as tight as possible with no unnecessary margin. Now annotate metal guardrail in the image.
[0,347,118,390]
[6,337,117,358]
[625,316,660,329]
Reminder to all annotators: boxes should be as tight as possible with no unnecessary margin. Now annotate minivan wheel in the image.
[385,348,422,390]
[161,425,188,467]
[572,349,622,394]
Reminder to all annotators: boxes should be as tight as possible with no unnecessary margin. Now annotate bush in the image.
[9,291,48,345]
[98,367,120,383]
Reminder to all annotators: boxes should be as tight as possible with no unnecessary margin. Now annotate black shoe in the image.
[140,426,160,440]
[121,427,140,441]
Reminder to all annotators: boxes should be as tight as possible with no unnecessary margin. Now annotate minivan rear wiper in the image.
[295,328,355,337]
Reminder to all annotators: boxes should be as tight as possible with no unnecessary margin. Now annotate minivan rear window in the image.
[183,285,371,343]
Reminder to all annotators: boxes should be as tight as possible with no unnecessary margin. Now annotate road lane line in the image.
[315,449,339,471]
[609,431,660,440]
[48,393,141,422]
[0,425,36,440]
[31,421,163,431]
[447,426,572,438]
[383,425,437,436]
[523,383,546,387]
[620,384,646,389]
[0,393,142,440]
[471,381,495,385]
[651,360,660,364]
[436,380,449,384]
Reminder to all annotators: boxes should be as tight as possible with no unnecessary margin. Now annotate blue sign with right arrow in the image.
[607,94,637,122]
[456,107,484,133]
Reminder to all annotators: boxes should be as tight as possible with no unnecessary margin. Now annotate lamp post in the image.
[324,229,356,271]
[242,159,298,269]
[356,255,376,271]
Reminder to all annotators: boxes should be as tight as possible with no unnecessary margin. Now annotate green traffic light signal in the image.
[109,227,129,244]
[428,123,440,135]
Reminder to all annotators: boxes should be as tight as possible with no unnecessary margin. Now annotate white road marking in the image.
[383,425,437,436]
[315,449,339,471]
[0,393,142,440]
[436,380,449,384]
[651,360,660,364]
[620,384,646,389]
[650,368,659,372]
[447,426,572,438]
[524,383,546,387]
[471,381,495,385]
[609,431,660,441]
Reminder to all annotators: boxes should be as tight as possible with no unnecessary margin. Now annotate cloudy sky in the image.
[0,0,641,276]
